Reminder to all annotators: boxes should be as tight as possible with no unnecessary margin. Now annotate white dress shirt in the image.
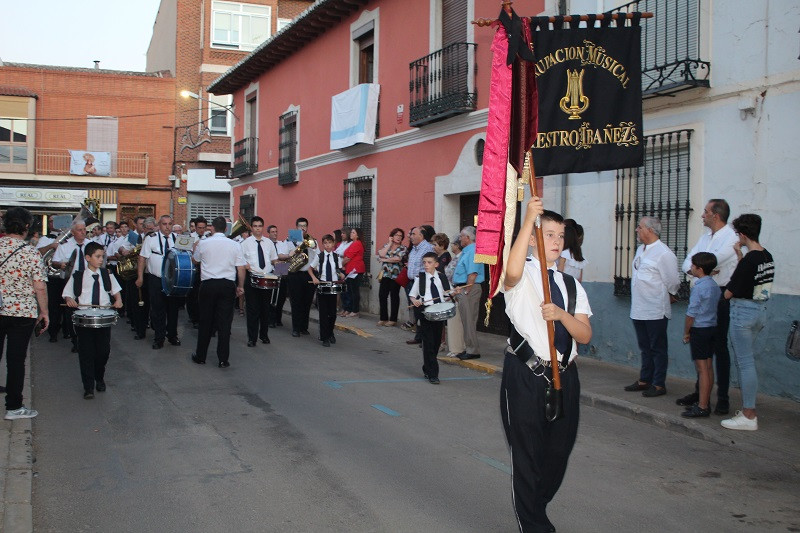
[241,235,277,276]
[309,250,343,282]
[503,257,592,365]
[62,268,122,305]
[140,232,175,277]
[630,239,680,320]
[52,238,90,272]
[409,271,448,307]
[194,233,246,281]
[681,224,739,287]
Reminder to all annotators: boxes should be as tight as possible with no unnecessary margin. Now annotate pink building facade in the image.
[209,0,544,320]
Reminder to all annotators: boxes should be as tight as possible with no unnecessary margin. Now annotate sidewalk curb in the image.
[439,356,501,375]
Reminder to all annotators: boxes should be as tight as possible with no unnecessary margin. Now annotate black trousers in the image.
[269,277,288,325]
[132,276,150,337]
[194,279,235,363]
[185,274,200,324]
[420,315,443,379]
[47,276,65,340]
[378,277,402,322]
[287,270,314,333]
[146,273,180,342]
[317,292,338,341]
[76,326,111,392]
[108,265,124,316]
[343,273,362,313]
[500,355,580,533]
[0,316,35,411]
[245,273,270,343]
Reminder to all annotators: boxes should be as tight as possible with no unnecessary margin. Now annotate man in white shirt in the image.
[241,216,277,346]
[37,216,64,343]
[625,216,680,397]
[286,217,318,337]
[136,215,181,349]
[501,198,592,533]
[52,219,91,350]
[98,221,117,250]
[186,216,208,326]
[678,198,739,414]
[267,224,289,327]
[190,216,246,368]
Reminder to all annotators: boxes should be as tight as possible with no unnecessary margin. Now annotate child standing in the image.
[409,252,451,384]
[309,234,344,347]
[681,252,719,418]
[63,242,122,399]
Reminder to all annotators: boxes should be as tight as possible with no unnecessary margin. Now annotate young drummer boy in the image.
[308,234,344,347]
[500,196,592,532]
[409,252,451,385]
[681,252,719,418]
[63,242,123,399]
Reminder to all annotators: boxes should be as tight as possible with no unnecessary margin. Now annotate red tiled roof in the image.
[0,85,38,98]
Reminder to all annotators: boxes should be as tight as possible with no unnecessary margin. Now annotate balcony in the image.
[233,137,258,179]
[613,0,710,97]
[409,42,477,127]
[34,148,149,179]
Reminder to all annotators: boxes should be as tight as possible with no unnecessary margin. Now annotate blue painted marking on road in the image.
[372,404,401,417]
[473,453,511,475]
[323,376,492,389]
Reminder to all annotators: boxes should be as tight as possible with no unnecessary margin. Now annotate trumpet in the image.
[288,234,316,272]
[229,214,251,240]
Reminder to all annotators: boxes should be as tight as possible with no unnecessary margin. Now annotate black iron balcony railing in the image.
[612,0,710,97]
[233,137,257,179]
[409,42,477,127]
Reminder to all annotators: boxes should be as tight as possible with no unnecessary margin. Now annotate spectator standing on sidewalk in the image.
[341,228,366,318]
[1,207,49,420]
[451,226,485,360]
[444,237,465,358]
[376,228,407,327]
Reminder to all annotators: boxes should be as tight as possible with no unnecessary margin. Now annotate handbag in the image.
[394,266,409,287]
[0,242,29,308]
[787,321,800,362]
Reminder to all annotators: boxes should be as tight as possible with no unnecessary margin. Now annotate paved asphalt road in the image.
[30,317,800,532]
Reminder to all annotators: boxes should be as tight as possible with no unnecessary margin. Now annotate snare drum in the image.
[423,302,456,321]
[72,308,118,328]
[317,281,344,295]
[250,273,280,290]
[161,249,196,297]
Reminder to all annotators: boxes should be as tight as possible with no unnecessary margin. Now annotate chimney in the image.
[93,60,100,70]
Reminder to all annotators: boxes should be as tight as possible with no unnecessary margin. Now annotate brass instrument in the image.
[116,243,142,281]
[288,234,316,273]
[42,198,99,278]
[229,214,251,240]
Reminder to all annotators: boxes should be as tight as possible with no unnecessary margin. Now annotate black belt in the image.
[509,325,570,368]
[453,283,467,287]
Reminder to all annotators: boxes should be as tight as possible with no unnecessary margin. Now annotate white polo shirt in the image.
[194,233,246,281]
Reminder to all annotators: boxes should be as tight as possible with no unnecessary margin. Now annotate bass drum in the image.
[161,249,196,297]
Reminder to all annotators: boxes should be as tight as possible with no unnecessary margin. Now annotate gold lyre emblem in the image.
[559,69,589,120]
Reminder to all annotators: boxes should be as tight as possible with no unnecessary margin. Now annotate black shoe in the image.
[429,377,440,384]
[192,322,199,329]
[276,322,284,327]
[681,404,710,418]
[300,330,310,335]
[458,353,481,360]
[63,333,73,339]
[71,346,78,353]
[322,340,331,347]
[49,337,58,343]
[624,381,650,392]
[247,340,256,347]
[152,341,164,350]
[191,353,206,365]
[642,386,667,397]
[714,399,730,415]
[95,381,106,392]
[406,339,421,345]
[328,335,336,344]
[292,331,301,337]
[84,390,94,400]
[676,392,699,406]
[134,334,145,340]
[167,337,181,346]
[260,338,270,344]
[218,361,230,368]
[0,386,6,393]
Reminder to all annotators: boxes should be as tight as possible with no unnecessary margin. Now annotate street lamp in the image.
[180,90,239,121]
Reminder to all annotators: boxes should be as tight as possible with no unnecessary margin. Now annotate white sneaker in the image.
[5,406,38,420]
[721,410,758,431]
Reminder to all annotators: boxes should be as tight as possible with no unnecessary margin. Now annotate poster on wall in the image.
[69,150,111,176]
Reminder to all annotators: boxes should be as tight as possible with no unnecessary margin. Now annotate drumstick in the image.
[406,292,455,308]
[61,304,115,309]
[138,288,144,307]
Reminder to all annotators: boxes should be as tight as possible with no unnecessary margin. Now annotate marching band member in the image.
[63,242,122,399]
[267,224,289,327]
[308,234,344,347]
[98,221,118,249]
[106,221,130,317]
[51,219,91,351]
[287,217,317,337]
[190,216,246,368]
[136,215,181,349]
[409,252,451,384]
[241,216,277,347]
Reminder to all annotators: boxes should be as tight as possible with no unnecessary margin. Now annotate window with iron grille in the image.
[278,110,297,185]
[343,175,373,277]
[614,129,692,299]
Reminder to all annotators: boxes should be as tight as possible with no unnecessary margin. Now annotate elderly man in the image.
[678,198,739,414]
[404,225,434,345]
[51,219,91,351]
[625,216,680,397]
[451,226,485,360]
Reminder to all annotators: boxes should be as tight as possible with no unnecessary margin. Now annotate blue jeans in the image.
[632,318,669,388]
[729,298,766,409]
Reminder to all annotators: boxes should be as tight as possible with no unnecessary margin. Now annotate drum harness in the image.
[416,271,451,302]
[507,273,577,380]
[71,268,113,300]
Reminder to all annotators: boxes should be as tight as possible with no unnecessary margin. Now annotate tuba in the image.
[115,243,142,281]
[229,214,251,240]
[288,234,316,272]
[42,198,99,278]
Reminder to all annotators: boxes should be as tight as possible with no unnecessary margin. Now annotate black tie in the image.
[77,244,85,271]
[163,234,169,253]
[257,240,266,269]
[325,253,333,281]
[548,269,572,361]
[91,273,100,306]
[429,275,440,303]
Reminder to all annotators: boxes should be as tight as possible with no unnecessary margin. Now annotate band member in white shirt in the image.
[98,221,118,250]
[241,216,278,346]
[267,224,289,327]
[136,215,181,349]
[287,217,318,337]
[308,234,344,347]
[52,219,91,350]
[191,216,246,368]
